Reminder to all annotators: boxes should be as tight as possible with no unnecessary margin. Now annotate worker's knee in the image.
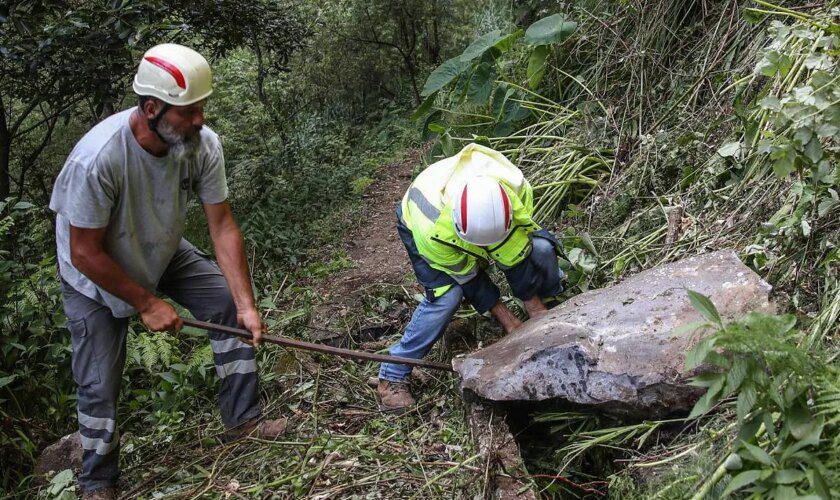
[434,286,463,313]
[530,237,556,263]
[208,286,238,326]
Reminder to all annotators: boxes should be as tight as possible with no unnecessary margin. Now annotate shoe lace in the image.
[387,382,407,395]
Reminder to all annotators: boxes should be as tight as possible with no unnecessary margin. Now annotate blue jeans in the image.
[379,286,464,382]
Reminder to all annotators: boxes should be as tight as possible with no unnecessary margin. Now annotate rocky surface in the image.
[34,432,82,480]
[453,251,774,417]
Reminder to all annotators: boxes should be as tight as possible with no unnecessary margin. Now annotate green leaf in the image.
[421,56,471,97]
[817,197,838,217]
[717,141,742,159]
[738,413,763,442]
[721,470,762,497]
[491,85,514,121]
[0,374,17,388]
[527,45,549,89]
[804,138,823,163]
[689,372,725,388]
[427,122,447,134]
[579,232,598,256]
[524,14,577,46]
[786,402,822,442]
[685,336,716,371]
[724,357,748,395]
[737,383,757,422]
[773,469,806,485]
[686,289,722,327]
[740,440,776,467]
[493,29,523,52]
[460,30,505,62]
[158,371,177,384]
[808,468,830,499]
[723,453,743,471]
[13,201,34,210]
[772,151,796,177]
[688,376,724,419]
[466,63,493,104]
[411,91,438,120]
[759,95,781,111]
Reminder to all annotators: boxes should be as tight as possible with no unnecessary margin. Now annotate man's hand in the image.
[140,297,182,332]
[489,301,523,335]
[238,307,266,346]
[523,295,548,320]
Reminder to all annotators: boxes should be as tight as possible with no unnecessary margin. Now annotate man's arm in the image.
[203,201,265,345]
[69,225,181,331]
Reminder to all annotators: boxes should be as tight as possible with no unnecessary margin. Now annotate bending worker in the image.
[377,143,564,411]
[50,44,285,500]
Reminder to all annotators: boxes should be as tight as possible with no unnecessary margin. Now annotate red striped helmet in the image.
[133,44,212,106]
[452,177,513,246]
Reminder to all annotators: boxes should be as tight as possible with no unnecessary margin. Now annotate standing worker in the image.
[377,143,565,412]
[50,44,286,500]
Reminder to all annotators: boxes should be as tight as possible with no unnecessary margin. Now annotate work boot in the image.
[377,379,415,413]
[82,487,117,500]
[223,416,288,442]
[367,369,430,389]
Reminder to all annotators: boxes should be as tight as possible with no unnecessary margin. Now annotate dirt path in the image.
[307,145,430,341]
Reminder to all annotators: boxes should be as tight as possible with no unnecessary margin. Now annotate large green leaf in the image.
[421,56,471,97]
[491,85,515,121]
[524,14,577,46]
[527,45,549,89]
[722,470,763,497]
[493,29,523,52]
[467,63,493,104]
[460,30,505,61]
[411,91,438,120]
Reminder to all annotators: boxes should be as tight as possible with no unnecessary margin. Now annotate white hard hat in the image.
[452,177,513,246]
[133,44,212,106]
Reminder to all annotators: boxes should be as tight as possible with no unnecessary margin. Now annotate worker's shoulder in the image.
[197,125,222,156]
[67,109,133,171]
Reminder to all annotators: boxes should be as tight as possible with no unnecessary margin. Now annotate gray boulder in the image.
[35,432,82,480]
[453,251,774,417]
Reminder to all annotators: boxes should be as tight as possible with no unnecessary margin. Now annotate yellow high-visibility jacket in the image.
[401,143,541,295]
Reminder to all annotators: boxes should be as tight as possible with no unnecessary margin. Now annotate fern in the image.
[127,332,178,372]
[815,371,840,426]
[186,344,213,371]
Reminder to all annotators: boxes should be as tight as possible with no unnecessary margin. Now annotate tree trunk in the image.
[0,97,11,199]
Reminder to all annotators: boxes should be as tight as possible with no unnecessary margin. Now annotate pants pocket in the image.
[69,317,101,386]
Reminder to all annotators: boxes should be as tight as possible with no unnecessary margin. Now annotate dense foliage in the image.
[3,0,840,497]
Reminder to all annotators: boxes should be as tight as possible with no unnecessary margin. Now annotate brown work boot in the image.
[367,369,430,389]
[377,379,415,413]
[223,416,288,442]
[82,487,117,500]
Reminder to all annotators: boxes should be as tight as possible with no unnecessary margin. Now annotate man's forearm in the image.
[72,250,156,311]
[210,223,256,311]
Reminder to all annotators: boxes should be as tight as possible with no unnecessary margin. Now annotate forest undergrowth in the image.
[3,0,840,498]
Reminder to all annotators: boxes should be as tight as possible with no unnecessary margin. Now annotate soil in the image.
[307,145,430,339]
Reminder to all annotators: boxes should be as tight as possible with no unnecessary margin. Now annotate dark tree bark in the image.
[0,96,10,199]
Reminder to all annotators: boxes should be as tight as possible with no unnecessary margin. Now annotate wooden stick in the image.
[180,317,455,372]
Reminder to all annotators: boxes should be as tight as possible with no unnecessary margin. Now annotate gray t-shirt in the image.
[50,107,228,317]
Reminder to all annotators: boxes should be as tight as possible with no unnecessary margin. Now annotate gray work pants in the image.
[61,239,261,492]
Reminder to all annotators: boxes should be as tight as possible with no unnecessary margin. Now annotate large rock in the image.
[453,251,774,417]
[35,432,82,480]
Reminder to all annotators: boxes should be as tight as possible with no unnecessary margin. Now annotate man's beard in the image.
[157,118,201,162]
